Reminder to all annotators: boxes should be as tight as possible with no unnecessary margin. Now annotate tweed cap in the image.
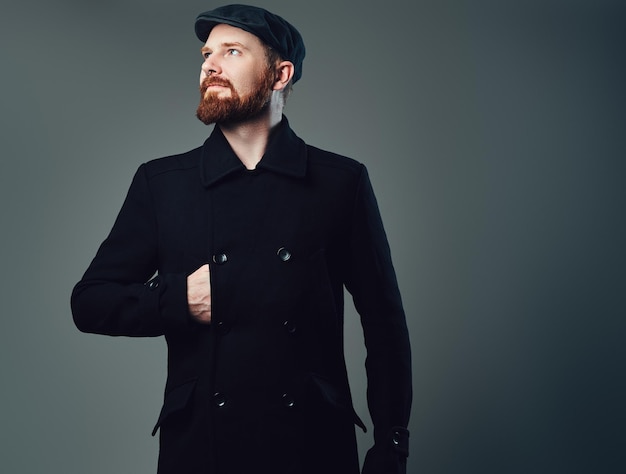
[195,4,305,83]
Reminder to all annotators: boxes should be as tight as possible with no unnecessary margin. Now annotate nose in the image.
[201,55,221,78]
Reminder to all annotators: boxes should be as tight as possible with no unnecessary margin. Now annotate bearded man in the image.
[71,4,412,474]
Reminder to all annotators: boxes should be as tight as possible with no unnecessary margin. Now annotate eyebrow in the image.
[201,41,247,53]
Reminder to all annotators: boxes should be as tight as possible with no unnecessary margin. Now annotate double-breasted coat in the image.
[71,117,412,474]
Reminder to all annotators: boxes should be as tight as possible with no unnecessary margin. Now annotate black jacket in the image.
[71,117,412,474]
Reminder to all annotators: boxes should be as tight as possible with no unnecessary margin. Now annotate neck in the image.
[219,96,284,170]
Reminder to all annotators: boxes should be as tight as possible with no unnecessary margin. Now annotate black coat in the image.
[71,117,412,474]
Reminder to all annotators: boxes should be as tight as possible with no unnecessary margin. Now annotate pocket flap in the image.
[309,373,367,432]
[151,377,198,436]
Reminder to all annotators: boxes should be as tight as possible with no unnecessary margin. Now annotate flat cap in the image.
[195,4,305,83]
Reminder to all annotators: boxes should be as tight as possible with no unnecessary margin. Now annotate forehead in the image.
[203,23,265,50]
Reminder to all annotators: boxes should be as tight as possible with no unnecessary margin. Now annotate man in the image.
[71,4,412,474]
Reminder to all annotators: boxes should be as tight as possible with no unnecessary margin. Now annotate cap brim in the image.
[195,17,259,42]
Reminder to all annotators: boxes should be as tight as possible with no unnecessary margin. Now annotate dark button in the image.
[281,393,295,408]
[146,278,159,290]
[213,253,228,265]
[217,321,230,335]
[277,247,291,262]
[390,428,409,456]
[283,320,297,335]
[213,392,227,407]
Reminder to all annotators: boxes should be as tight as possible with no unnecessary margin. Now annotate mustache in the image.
[200,77,234,93]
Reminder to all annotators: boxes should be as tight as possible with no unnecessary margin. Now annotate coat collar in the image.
[200,116,307,187]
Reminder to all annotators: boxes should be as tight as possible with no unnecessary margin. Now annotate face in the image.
[196,23,277,125]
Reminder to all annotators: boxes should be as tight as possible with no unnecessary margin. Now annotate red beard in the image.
[196,68,275,125]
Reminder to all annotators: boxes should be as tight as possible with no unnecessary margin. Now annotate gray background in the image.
[2,0,625,473]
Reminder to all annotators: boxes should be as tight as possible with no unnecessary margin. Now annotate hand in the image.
[187,264,211,324]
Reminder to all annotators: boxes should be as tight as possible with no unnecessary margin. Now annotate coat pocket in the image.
[151,377,198,436]
[308,372,367,432]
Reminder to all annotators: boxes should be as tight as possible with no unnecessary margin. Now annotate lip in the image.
[204,84,231,93]
[203,84,231,97]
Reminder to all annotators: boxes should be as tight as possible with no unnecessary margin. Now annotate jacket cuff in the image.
[362,426,409,474]
[145,273,190,332]
[391,426,410,457]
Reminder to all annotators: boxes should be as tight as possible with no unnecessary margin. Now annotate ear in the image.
[273,60,295,91]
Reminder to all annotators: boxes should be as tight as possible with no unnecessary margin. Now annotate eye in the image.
[202,51,211,59]
[227,49,241,56]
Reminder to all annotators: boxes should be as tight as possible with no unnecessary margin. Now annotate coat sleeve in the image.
[344,165,412,474]
[71,164,190,336]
